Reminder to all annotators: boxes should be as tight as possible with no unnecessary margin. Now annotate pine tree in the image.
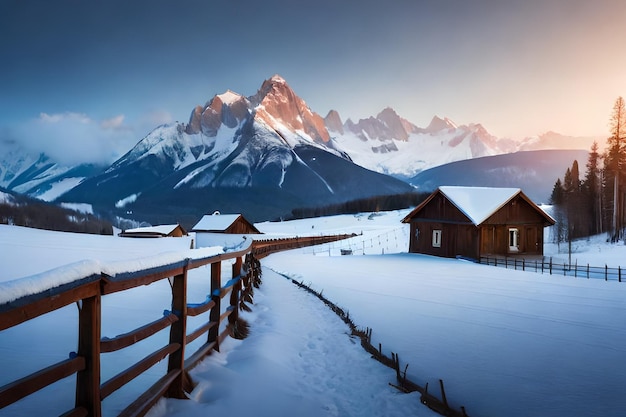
[550,177,566,244]
[582,141,601,235]
[562,161,585,240]
[605,97,626,241]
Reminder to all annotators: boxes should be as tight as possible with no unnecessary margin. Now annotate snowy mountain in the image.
[59,76,414,224]
[4,74,600,225]
[324,108,598,178]
[0,143,105,201]
[326,108,505,178]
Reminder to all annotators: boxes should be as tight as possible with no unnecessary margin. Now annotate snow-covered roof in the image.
[403,186,554,226]
[439,186,521,225]
[192,214,247,232]
[122,224,184,236]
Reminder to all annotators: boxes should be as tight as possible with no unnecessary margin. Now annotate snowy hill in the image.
[408,149,590,203]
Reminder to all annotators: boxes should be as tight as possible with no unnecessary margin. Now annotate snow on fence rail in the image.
[478,256,624,282]
[0,234,354,417]
[0,243,260,417]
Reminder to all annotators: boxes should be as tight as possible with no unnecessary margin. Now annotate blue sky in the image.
[2,0,626,163]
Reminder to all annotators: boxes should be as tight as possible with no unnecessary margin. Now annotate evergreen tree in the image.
[550,177,566,244]
[582,141,601,235]
[605,97,626,240]
[562,160,585,240]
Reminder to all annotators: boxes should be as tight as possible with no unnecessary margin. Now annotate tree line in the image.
[288,192,429,220]
[0,190,112,235]
[551,97,626,243]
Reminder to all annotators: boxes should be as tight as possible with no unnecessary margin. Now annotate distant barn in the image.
[402,186,555,259]
[191,212,261,249]
[119,224,187,238]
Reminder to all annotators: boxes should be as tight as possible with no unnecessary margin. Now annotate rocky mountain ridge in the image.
[1,74,601,225]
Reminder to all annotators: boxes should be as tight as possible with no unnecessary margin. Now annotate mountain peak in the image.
[186,89,249,135]
[217,89,245,106]
[425,116,457,133]
[252,75,330,144]
[268,74,287,84]
[324,110,344,134]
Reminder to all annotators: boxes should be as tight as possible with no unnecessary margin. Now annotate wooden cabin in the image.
[402,186,555,260]
[119,224,187,238]
[191,212,261,249]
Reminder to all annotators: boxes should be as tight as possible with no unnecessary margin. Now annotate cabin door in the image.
[525,227,538,254]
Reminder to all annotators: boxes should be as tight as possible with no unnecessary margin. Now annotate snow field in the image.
[262,252,626,417]
[2,210,626,417]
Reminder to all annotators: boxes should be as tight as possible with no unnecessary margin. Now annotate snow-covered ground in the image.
[1,211,626,417]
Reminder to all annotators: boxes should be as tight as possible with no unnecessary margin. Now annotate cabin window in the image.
[432,230,442,247]
[508,228,519,252]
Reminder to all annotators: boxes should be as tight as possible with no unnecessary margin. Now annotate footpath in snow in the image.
[147,268,438,417]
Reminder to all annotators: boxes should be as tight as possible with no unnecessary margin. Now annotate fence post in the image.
[587,264,589,279]
[439,379,450,411]
[75,293,102,417]
[619,266,622,283]
[230,257,243,326]
[166,261,192,398]
[574,260,577,278]
[208,261,221,351]
[549,257,552,275]
[606,264,608,281]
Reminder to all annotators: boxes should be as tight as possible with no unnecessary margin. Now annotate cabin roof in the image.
[191,213,261,233]
[120,224,186,236]
[403,186,555,226]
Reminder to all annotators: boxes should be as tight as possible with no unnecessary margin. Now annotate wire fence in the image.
[300,227,409,256]
[479,256,624,282]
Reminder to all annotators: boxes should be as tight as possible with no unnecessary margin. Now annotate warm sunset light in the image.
[2,0,626,152]
[3,3,626,417]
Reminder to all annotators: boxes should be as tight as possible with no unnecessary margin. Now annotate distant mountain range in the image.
[326,108,599,178]
[57,76,413,224]
[408,149,591,203]
[0,74,601,225]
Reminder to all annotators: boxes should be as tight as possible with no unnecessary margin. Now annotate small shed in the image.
[119,224,187,238]
[191,213,261,249]
[402,186,555,259]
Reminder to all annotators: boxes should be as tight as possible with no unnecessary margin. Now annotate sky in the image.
[2,0,626,164]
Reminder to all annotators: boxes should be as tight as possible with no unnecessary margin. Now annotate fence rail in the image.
[478,256,624,282]
[0,244,260,417]
[0,234,353,417]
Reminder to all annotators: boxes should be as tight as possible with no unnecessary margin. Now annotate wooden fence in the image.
[0,234,353,417]
[479,256,624,282]
[0,244,262,417]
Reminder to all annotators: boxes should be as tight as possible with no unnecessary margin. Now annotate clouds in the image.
[11,111,172,166]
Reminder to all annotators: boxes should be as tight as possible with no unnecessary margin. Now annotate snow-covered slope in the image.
[0,143,105,201]
[329,110,502,177]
